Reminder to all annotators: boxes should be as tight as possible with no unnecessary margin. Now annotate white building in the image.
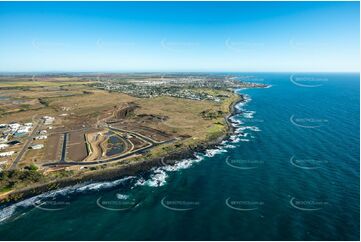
[0,136,8,143]
[0,151,15,157]
[34,135,47,140]
[29,144,44,150]
[9,123,20,131]
[43,116,55,125]
[0,144,9,150]
[17,126,31,133]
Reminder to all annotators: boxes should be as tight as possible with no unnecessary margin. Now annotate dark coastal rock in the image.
[0,94,244,205]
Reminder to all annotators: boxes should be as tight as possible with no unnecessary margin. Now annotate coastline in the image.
[0,93,244,205]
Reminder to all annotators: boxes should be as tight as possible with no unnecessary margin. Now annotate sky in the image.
[0,1,359,72]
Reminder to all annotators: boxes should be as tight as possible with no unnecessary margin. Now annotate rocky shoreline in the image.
[0,94,244,205]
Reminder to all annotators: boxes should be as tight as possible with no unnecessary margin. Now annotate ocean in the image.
[0,73,359,240]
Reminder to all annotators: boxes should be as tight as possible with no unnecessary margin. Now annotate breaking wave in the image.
[242,110,256,119]
[0,88,266,224]
[0,176,135,223]
[134,169,168,187]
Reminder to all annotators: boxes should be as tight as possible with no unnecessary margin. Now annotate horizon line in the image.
[0,71,359,75]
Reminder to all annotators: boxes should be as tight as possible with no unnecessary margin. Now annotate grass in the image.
[144,91,239,159]
[0,80,239,181]
[0,187,12,194]
[0,81,92,88]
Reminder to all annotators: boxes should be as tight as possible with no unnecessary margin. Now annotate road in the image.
[42,137,175,167]
[59,133,68,163]
[9,120,43,170]
[108,126,163,144]
[42,123,176,168]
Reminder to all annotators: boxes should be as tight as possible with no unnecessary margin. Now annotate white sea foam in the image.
[135,169,168,187]
[162,154,204,172]
[235,131,249,137]
[0,92,261,223]
[229,135,240,143]
[238,126,261,132]
[234,102,245,110]
[204,147,227,157]
[234,95,251,109]
[0,176,135,223]
[229,116,244,127]
[75,177,134,193]
[242,111,256,119]
[0,196,39,223]
[163,160,193,171]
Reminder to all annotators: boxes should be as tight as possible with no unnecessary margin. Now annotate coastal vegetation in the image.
[0,74,262,203]
[0,169,44,193]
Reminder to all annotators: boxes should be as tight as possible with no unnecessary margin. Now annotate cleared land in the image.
[67,132,88,161]
[0,75,242,196]
[42,134,62,162]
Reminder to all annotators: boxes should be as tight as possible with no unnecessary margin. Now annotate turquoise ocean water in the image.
[0,73,359,240]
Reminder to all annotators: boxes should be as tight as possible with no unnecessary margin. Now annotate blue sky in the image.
[0,1,359,72]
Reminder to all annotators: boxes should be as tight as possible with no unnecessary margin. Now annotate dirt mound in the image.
[136,114,168,123]
[114,102,139,119]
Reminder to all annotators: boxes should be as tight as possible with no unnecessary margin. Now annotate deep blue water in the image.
[0,73,359,240]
